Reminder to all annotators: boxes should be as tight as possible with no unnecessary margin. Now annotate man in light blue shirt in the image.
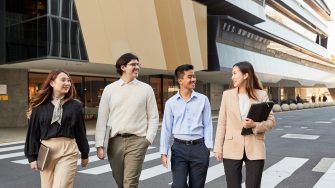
[160,64,213,188]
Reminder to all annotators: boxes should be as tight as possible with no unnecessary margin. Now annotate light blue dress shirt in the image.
[160,91,213,155]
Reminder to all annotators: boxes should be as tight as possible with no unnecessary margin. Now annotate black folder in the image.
[241,101,274,135]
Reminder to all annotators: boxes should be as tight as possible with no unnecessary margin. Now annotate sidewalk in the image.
[0,111,219,144]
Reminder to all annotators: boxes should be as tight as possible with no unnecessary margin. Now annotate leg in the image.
[107,136,125,188]
[171,143,189,188]
[223,158,243,188]
[245,159,264,188]
[123,136,149,188]
[52,139,78,188]
[40,144,58,188]
[188,142,209,188]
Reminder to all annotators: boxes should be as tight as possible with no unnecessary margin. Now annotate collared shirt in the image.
[116,78,139,86]
[95,78,159,147]
[160,91,213,155]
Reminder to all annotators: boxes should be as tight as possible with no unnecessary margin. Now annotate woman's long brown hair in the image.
[27,69,77,119]
[230,61,263,100]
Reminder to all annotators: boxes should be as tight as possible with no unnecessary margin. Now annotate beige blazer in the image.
[214,88,276,160]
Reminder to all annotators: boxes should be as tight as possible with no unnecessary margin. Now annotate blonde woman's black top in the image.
[24,99,89,163]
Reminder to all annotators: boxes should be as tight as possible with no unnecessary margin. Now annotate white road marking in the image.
[260,157,308,188]
[281,134,319,140]
[79,148,157,175]
[0,141,25,147]
[314,161,335,188]
[314,121,332,124]
[312,158,335,173]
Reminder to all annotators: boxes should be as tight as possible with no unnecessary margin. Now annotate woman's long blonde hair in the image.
[27,69,77,119]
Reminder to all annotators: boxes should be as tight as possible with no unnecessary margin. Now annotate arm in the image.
[159,102,173,168]
[252,94,276,134]
[74,102,89,160]
[214,92,227,159]
[145,87,159,144]
[24,108,41,163]
[203,97,213,149]
[95,86,111,148]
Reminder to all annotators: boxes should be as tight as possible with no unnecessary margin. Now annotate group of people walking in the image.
[24,52,276,188]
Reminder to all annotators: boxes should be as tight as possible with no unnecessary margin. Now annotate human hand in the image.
[161,154,168,168]
[96,147,105,160]
[243,118,256,129]
[81,158,89,167]
[30,161,38,170]
[215,152,223,161]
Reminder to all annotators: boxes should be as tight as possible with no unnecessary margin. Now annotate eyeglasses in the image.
[127,63,141,67]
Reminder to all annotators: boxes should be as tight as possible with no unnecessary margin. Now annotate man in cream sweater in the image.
[95,53,159,188]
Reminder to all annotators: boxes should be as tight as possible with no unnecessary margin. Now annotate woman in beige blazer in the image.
[214,61,276,188]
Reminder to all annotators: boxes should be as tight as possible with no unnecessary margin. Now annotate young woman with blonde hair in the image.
[25,69,89,188]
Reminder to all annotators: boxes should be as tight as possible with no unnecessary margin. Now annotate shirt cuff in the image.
[81,153,89,159]
[205,141,213,149]
[28,156,37,163]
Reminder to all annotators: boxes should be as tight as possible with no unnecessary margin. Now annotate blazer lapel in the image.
[231,88,242,120]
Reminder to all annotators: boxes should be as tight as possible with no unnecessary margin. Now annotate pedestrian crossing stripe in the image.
[2,140,335,186]
[9,141,96,163]
[0,141,25,147]
[257,157,308,188]
[314,161,335,188]
[78,147,158,175]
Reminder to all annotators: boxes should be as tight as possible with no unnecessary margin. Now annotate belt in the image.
[174,138,204,145]
[116,133,135,138]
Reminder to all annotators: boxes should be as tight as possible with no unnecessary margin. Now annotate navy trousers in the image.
[171,140,210,188]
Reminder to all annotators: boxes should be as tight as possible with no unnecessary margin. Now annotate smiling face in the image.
[121,59,140,80]
[50,72,72,97]
[178,69,196,90]
[232,66,248,88]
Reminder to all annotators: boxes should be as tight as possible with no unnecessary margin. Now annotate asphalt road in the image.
[1,106,335,188]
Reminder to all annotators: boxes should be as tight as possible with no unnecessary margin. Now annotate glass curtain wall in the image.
[5,0,87,62]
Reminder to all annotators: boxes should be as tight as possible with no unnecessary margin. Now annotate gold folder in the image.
[37,143,50,171]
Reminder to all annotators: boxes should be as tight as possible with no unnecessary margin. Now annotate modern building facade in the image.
[0,0,334,127]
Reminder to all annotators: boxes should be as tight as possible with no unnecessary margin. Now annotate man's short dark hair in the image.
[115,53,139,75]
[174,64,194,79]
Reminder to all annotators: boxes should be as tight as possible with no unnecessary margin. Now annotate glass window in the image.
[84,77,105,119]
[49,17,60,56]
[61,0,70,18]
[78,27,88,60]
[163,77,176,111]
[28,73,48,99]
[71,75,84,103]
[70,22,78,59]
[37,16,47,57]
[84,77,105,107]
[37,0,47,16]
[60,19,69,58]
[50,0,59,16]
[150,77,162,115]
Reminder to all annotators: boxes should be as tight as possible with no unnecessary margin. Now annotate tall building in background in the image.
[0,0,334,127]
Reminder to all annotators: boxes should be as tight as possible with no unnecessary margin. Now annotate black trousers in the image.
[223,151,264,188]
[171,141,210,188]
